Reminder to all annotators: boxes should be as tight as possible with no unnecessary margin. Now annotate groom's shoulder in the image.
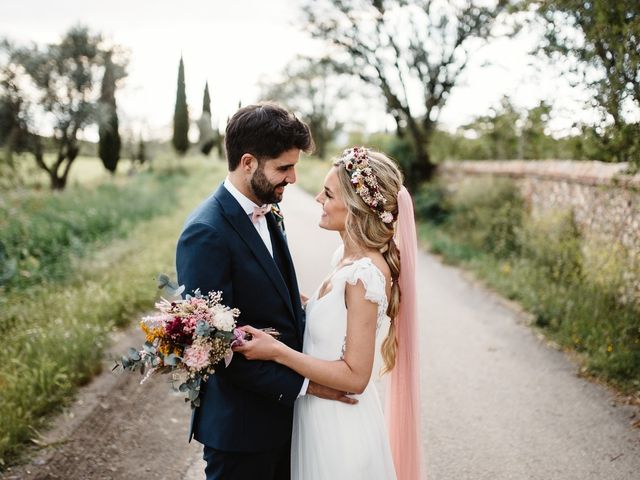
[177,196,227,251]
[183,187,227,230]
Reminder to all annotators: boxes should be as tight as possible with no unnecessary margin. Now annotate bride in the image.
[234,147,422,480]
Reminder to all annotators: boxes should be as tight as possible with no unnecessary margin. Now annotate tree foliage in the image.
[98,50,121,174]
[0,64,30,166]
[172,56,190,155]
[198,81,215,156]
[261,56,345,159]
[302,0,512,189]
[529,0,640,168]
[2,26,127,189]
[426,97,596,162]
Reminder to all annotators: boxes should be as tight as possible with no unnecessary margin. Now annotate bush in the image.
[445,177,524,258]
[413,181,450,225]
[518,210,583,285]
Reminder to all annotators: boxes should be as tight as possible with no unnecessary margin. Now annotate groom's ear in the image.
[240,153,258,174]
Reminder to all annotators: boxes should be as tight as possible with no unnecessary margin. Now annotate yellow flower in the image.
[158,342,171,356]
[140,322,165,344]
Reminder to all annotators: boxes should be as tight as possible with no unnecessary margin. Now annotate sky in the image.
[0,0,593,142]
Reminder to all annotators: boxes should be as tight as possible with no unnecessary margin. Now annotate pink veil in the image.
[386,185,423,479]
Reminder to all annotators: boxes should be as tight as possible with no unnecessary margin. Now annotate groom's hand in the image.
[307,381,358,405]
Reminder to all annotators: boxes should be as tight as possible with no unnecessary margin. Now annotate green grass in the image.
[0,171,185,293]
[0,155,225,467]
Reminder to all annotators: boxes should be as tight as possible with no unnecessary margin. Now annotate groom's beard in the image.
[250,165,287,204]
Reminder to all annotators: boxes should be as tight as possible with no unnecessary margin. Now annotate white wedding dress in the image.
[291,246,397,479]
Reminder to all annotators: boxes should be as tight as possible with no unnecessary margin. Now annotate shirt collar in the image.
[223,177,266,216]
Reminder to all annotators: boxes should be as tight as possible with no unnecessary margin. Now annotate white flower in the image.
[380,211,394,223]
[212,309,236,332]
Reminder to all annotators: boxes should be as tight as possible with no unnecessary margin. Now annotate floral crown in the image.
[337,146,395,223]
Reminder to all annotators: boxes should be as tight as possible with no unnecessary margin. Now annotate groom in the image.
[176,103,355,480]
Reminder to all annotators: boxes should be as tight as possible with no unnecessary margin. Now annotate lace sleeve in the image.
[344,259,389,327]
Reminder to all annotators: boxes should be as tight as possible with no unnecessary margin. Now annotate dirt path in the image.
[3,184,640,479]
[1,326,202,480]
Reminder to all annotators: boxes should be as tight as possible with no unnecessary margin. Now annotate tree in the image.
[202,80,211,116]
[0,62,40,187]
[521,101,555,159]
[5,26,127,190]
[261,56,345,159]
[98,50,121,174]
[197,81,215,155]
[528,0,640,168]
[172,55,189,155]
[136,136,147,165]
[302,0,511,189]
[459,96,521,159]
[0,63,27,171]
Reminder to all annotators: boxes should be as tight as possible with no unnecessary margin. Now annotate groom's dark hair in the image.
[225,102,314,171]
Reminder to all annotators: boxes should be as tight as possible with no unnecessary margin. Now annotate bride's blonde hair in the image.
[333,149,403,374]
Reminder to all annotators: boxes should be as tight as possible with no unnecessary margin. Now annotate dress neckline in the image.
[314,257,381,302]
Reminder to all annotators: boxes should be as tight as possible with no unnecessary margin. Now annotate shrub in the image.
[413,181,450,225]
[445,177,524,258]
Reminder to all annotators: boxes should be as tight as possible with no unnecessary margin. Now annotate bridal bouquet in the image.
[115,275,246,408]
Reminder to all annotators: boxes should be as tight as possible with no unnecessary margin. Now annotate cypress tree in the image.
[202,81,211,115]
[136,136,147,165]
[98,51,120,173]
[199,81,215,155]
[172,55,189,155]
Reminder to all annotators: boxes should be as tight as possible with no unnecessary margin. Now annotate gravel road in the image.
[3,184,639,480]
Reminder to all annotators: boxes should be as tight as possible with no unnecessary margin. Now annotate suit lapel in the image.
[267,212,305,341]
[213,185,295,319]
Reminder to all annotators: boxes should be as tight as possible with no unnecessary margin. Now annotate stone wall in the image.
[438,160,640,302]
[439,160,640,254]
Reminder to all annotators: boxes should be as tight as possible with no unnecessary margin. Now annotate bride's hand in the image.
[300,293,309,307]
[232,325,282,361]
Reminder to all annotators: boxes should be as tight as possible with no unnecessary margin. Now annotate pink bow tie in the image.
[251,204,271,223]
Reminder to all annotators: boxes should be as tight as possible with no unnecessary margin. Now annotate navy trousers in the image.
[203,442,291,480]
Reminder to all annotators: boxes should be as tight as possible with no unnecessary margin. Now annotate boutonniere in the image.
[271,203,284,223]
[271,203,286,234]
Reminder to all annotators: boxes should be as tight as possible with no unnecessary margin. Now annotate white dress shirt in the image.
[223,178,309,398]
[224,177,273,256]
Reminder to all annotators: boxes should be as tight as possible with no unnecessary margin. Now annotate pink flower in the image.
[183,341,212,370]
[230,328,246,348]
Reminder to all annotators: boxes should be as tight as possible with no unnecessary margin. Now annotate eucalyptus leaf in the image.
[156,273,171,289]
[157,273,185,298]
[188,388,199,401]
[195,320,212,337]
[164,353,179,366]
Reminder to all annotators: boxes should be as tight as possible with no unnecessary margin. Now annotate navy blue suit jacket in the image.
[176,184,305,452]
